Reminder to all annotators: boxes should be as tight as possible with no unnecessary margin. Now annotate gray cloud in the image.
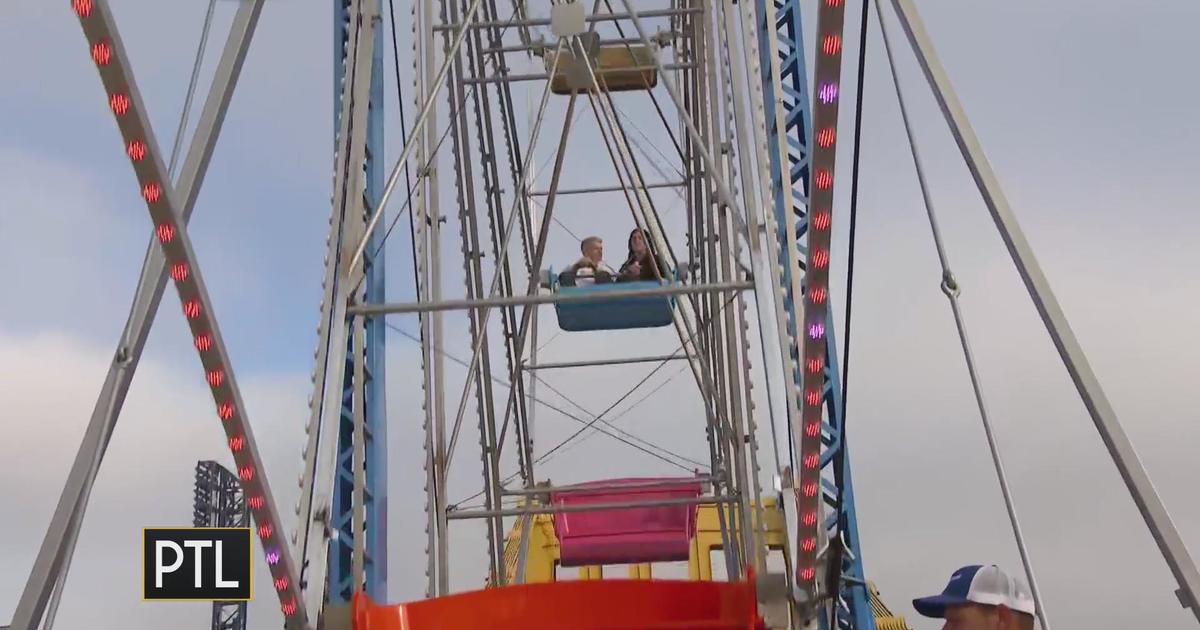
[0,330,306,629]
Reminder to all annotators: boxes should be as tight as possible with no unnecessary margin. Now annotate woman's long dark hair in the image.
[621,228,667,280]
[623,228,653,268]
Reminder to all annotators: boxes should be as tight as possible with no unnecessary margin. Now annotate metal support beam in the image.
[887,0,1200,619]
[693,0,753,585]
[462,63,695,85]
[873,2,1046,625]
[65,2,308,626]
[820,314,876,630]
[753,0,875,625]
[347,0,487,277]
[433,7,703,31]
[465,0,544,578]
[440,38,567,470]
[492,90,581,488]
[420,0,451,599]
[298,0,381,614]
[328,0,388,604]
[483,35,671,55]
[428,31,568,593]
[350,316,367,591]
[792,0,851,614]
[443,0,505,585]
[410,2,439,593]
[530,180,686,197]
[523,353,691,371]
[724,0,802,579]
[349,280,753,315]
[11,4,265,629]
[614,0,751,240]
[448,495,738,520]
[468,0,543,502]
[500,476,716,496]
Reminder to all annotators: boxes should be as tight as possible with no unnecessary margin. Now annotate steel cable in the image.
[875,2,1051,627]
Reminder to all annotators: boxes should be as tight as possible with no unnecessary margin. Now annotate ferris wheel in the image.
[9,1,1200,630]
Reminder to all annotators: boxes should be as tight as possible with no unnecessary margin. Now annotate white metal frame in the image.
[885,0,1200,618]
[10,2,274,629]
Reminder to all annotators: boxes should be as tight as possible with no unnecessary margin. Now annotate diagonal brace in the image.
[64,1,310,628]
[10,3,266,629]
[887,0,1200,619]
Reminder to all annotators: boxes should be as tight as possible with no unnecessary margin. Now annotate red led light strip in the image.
[795,0,850,604]
[72,2,307,623]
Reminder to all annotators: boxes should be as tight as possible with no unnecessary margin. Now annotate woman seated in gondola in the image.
[618,228,670,282]
[552,229,677,331]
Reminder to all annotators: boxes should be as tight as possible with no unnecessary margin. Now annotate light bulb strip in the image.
[71,2,307,623]
[796,0,850,604]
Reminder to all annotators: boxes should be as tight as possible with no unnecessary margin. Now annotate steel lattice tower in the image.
[756,0,875,627]
[327,0,389,605]
[192,461,250,630]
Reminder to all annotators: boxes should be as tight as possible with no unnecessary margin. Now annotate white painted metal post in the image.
[887,0,1200,619]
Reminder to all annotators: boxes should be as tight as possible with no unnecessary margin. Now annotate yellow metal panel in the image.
[498,510,559,585]
[495,497,912,630]
[547,45,658,94]
[579,566,604,580]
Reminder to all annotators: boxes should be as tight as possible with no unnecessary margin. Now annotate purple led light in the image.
[819,82,838,104]
[266,550,280,565]
[808,322,825,339]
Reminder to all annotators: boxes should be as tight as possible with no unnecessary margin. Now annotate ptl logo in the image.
[143,528,252,601]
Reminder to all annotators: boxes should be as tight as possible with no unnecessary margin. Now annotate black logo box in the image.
[143,528,252,601]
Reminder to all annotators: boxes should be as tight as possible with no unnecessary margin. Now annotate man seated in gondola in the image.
[558,235,617,287]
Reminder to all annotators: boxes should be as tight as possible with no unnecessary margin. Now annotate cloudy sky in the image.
[2,1,1198,629]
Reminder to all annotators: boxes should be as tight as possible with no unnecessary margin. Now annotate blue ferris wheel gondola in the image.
[548,266,678,332]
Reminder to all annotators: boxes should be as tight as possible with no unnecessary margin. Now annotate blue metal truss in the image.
[821,319,875,630]
[755,1,874,628]
[330,0,388,603]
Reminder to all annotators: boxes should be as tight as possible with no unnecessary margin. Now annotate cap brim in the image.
[913,594,970,618]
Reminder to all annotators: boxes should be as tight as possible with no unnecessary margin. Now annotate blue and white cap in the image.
[913,565,1035,618]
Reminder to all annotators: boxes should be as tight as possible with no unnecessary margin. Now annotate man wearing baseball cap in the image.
[912,564,1037,629]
